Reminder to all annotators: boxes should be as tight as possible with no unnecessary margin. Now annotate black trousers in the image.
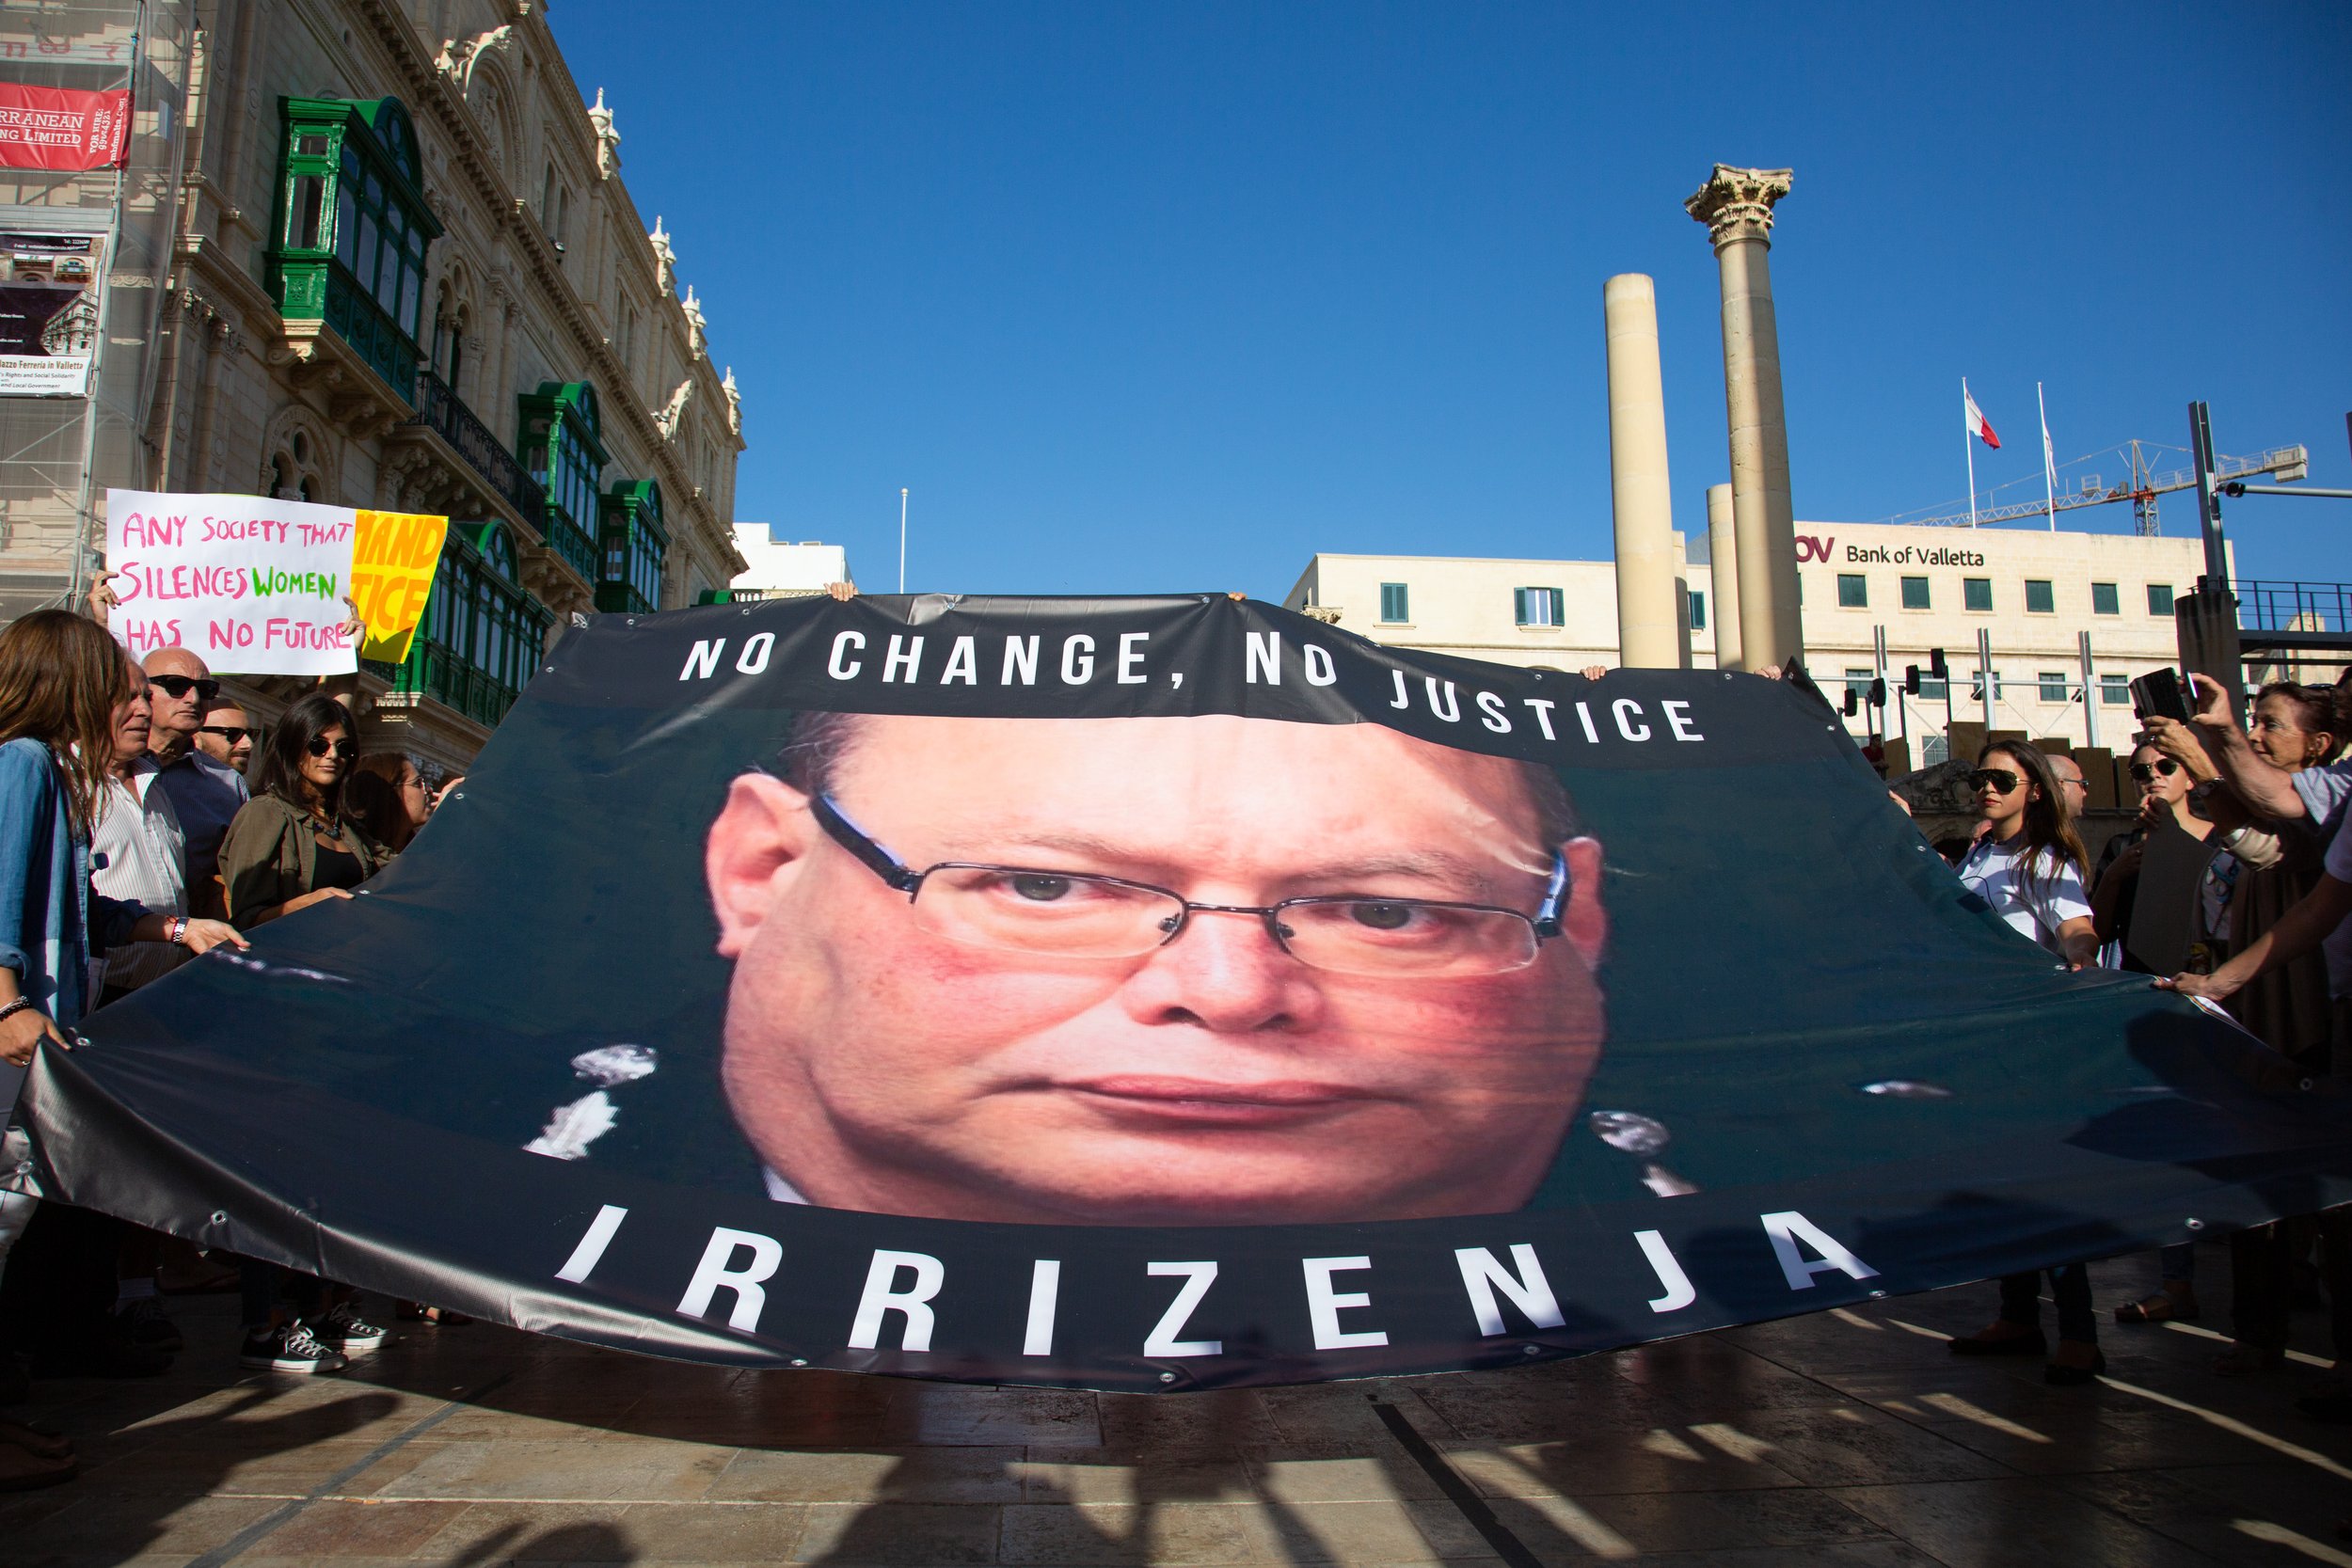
[2233,1212,2352,1354]
[1997,1261,2096,1343]
[0,1202,125,1367]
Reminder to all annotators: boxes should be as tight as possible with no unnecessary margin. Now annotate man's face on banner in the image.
[706,714,1608,1226]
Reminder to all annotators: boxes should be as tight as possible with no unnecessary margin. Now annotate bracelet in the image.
[0,997,33,1026]
[168,915,188,946]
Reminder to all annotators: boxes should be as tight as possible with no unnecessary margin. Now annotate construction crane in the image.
[1897,440,2309,533]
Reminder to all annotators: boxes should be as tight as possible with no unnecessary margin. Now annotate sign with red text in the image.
[0,85,131,171]
[104,488,359,676]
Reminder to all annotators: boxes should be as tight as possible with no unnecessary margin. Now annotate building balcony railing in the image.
[363,635,526,731]
[542,516,598,585]
[2237,580,2352,639]
[311,266,420,395]
[405,369,548,532]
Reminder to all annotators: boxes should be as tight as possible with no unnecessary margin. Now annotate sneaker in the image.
[239,1323,348,1374]
[115,1297,184,1354]
[310,1302,388,1353]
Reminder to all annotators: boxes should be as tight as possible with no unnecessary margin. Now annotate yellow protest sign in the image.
[350,510,450,663]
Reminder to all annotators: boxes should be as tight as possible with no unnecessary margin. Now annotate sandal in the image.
[2114,1292,2201,1323]
[0,1443,76,1492]
[394,1302,472,1326]
[0,1420,73,1462]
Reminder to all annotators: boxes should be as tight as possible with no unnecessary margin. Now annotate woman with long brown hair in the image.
[1945,738,2105,1384]
[0,610,246,1055]
[219,690,384,927]
[343,752,432,856]
[0,611,243,1485]
[1953,739,2098,969]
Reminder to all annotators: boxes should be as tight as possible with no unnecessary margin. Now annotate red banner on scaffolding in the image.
[0,85,131,171]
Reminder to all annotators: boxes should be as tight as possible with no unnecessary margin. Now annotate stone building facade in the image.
[143,0,746,768]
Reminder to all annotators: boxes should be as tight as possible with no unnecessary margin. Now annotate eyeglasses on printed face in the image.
[808,792,1570,979]
[148,674,221,703]
[2129,759,2182,782]
[1967,768,2022,795]
[199,724,259,745]
[306,736,357,759]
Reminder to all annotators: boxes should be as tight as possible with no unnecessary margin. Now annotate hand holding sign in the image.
[103,491,446,676]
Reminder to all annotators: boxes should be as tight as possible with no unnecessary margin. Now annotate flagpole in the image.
[1963,378,1978,529]
[2038,382,2056,532]
[898,486,908,594]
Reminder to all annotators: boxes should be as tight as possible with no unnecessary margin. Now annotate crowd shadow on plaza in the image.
[0,1380,401,1566]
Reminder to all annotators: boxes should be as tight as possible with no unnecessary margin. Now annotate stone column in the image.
[1603,274,1680,669]
[1705,481,1742,670]
[1687,165,1801,669]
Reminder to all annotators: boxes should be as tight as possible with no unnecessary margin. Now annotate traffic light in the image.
[1903,665,1921,696]
[1842,685,1859,717]
[1929,647,1948,681]
[1869,677,1887,709]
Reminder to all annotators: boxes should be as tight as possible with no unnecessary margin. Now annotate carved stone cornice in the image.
[379,421,532,530]
[1298,606,1343,625]
[263,320,413,439]
[516,546,593,619]
[346,0,737,577]
[1684,165,1793,252]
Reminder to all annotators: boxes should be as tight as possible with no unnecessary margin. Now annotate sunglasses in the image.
[1967,768,2022,794]
[198,724,259,744]
[305,736,358,759]
[148,674,221,703]
[2129,759,2182,782]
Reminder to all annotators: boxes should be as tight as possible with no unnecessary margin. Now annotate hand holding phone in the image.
[2131,668,2193,724]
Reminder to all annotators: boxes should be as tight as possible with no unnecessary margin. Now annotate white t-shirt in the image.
[2319,813,2352,1000]
[89,756,188,994]
[2282,760,2352,998]
[1959,838,2092,956]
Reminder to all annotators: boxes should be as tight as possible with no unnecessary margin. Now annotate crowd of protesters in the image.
[0,602,453,1490]
[1921,671,2352,1414]
[4,595,2352,1488]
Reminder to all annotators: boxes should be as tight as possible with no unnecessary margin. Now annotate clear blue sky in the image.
[549,1,2351,598]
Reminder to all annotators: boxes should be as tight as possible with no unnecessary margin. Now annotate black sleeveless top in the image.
[310,838,367,892]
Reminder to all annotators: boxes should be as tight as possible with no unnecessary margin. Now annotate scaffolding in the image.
[0,0,190,625]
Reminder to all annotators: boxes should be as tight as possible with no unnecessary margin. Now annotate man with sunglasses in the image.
[141,649,248,920]
[703,711,1609,1226]
[193,703,258,776]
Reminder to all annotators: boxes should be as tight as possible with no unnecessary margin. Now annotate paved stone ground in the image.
[6,1250,2352,1566]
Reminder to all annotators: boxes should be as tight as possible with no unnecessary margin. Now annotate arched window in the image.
[262,408,331,503]
[271,96,442,392]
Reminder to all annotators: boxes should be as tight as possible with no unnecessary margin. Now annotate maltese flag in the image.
[1963,384,2001,449]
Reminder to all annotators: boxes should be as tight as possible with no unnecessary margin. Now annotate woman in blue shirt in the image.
[0,610,242,1487]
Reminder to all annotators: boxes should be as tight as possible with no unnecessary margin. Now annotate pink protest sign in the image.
[104,489,358,676]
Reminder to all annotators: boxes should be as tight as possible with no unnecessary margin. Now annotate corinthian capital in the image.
[1684,165,1793,250]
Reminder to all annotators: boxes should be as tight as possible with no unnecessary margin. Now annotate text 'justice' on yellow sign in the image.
[351,510,450,664]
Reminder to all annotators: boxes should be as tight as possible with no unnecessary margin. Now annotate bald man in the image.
[144,647,248,919]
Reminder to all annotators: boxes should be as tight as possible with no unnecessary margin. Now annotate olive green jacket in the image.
[218,792,384,923]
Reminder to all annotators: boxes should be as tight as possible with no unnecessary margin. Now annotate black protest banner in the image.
[13,594,2350,1389]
